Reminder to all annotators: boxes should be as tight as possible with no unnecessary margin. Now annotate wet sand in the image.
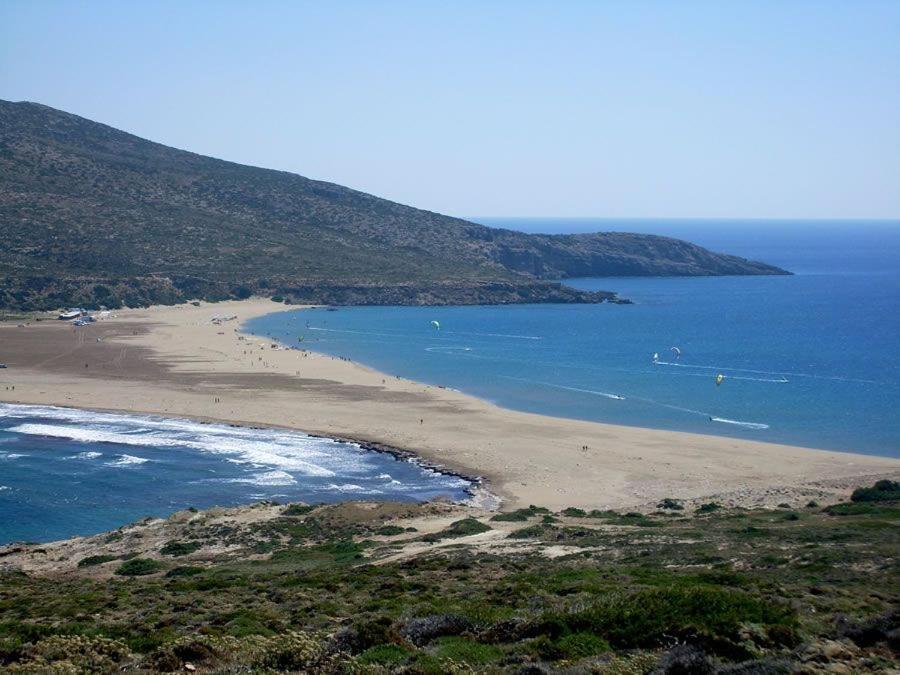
[1,299,897,510]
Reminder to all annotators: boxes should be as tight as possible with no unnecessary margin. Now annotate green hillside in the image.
[0,100,788,310]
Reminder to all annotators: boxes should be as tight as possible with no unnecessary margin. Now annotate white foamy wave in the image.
[0,453,26,460]
[710,417,769,430]
[0,403,474,495]
[229,470,297,486]
[68,451,103,460]
[376,473,392,480]
[109,454,149,466]
[321,483,384,495]
[0,486,10,491]
[7,421,336,477]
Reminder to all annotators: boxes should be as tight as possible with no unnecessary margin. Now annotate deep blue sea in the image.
[0,404,472,544]
[247,220,900,458]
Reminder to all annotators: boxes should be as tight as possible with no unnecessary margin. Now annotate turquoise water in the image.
[0,404,472,544]
[247,221,900,457]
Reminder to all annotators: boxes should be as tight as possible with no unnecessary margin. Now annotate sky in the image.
[2,0,899,220]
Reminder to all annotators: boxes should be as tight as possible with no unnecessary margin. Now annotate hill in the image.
[1,482,897,673]
[0,100,788,310]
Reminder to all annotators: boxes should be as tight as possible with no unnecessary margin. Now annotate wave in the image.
[68,451,103,460]
[322,482,383,494]
[228,470,297,486]
[0,453,26,460]
[710,417,770,430]
[109,454,149,466]
[6,419,337,477]
[0,403,473,495]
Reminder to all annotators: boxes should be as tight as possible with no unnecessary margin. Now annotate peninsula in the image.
[0,100,788,312]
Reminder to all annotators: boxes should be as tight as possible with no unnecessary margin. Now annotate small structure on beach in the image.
[58,308,85,320]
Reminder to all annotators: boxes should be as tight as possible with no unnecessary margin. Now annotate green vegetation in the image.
[657,497,684,510]
[76,554,118,568]
[282,503,317,516]
[375,525,407,536]
[422,518,491,542]
[697,501,723,513]
[159,541,201,557]
[0,100,786,311]
[1,487,896,673]
[850,479,900,503]
[114,558,163,576]
[489,505,549,522]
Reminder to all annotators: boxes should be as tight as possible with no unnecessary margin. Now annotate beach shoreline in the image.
[1,298,897,512]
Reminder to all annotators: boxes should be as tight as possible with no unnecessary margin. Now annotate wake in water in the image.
[652,360,887,385]
[653,361,789,384]
[444,330,543,340]
[502,377,768,430]
[709,417,770,430]
[500,376,626,400]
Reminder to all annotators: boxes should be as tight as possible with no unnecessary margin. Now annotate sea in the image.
[0,404,472,544]
[2,219,897,544]
[246,219,900,458]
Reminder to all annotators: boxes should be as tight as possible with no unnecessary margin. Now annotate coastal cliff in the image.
[0,100,787,311]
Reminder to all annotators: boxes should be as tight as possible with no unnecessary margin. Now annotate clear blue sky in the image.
[2,0,898,219]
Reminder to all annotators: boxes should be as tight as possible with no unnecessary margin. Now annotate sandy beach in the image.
[1,299,897,511]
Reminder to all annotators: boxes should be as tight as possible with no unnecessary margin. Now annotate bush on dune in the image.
[850,480,900,503]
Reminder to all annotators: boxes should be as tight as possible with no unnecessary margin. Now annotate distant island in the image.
[0,100,788,311]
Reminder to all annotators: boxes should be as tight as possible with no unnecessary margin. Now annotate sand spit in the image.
[1,299,897,512]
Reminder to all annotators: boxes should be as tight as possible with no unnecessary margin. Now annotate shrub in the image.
[165,566,204,578]
[432,636,502,665]
[160,541,201,557]
[823,502,890,516]
[561,507,587,517]
[657,498,684,511]
[851,480,900,503]
[115,558,163,576]
[490,506,547,522]
[283,504,315,516]
[356,643,411,665]
[697,502,722,514]
[422,518,490,542]
[271,295,284,303]
[400,614,474,646]
[77,554,118,568]
[375,525,406,536]
[508,525,546,539]
[535,586,795,649]
[554,631,611,659]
